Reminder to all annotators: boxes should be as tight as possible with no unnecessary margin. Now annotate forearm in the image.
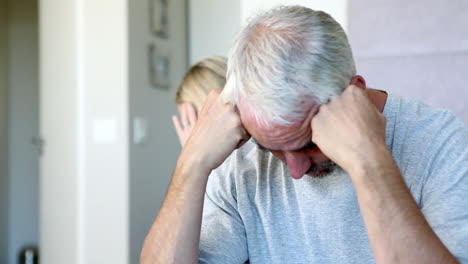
[140,158,211,264]
[350,146,457,264]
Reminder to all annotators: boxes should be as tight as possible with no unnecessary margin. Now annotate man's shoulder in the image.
[386,94,468,185]
[387,94,464,125]
[386,94,467,146]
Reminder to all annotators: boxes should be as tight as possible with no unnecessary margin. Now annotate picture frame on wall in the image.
[149,44,170,90]
[150,0,169,38]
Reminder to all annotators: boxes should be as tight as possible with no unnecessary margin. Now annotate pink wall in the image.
[348,0,468,123]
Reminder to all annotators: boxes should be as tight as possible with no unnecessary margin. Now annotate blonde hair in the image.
[176,56,227,111]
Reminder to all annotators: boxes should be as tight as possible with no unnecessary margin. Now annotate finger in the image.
[180,103,189,128]
[308,104,322,128]
[177,104,187,126]
[310,111,325,139]
[236,137,251,149]
[209,88,222,97]
[236,127,251,149]
[186,103,198,126]
[177,104,184,116]
[204,89,221,107]
[233,105,240,115]
[200,89,222,115]
[172,115,184,143]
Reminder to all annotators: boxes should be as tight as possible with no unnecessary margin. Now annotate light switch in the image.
[133,117,149,145]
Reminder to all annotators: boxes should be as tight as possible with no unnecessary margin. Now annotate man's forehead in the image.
[238,102,318,151]
[238,102,318,130]
[242,117,313,151]
[239,107,295,134]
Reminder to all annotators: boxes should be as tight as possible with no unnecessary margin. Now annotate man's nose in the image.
[284,151,311,179]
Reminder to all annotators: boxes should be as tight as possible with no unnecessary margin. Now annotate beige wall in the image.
[0,0,9,262]
[128,0,187,261]
[188,0,348,66]
[240,0,348,30]
[189,0,240,63]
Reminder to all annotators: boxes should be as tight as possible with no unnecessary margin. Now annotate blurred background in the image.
[0,0,466,263]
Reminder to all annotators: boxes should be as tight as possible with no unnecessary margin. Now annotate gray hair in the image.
[222,5,356,126]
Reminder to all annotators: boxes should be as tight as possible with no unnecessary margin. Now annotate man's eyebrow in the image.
[252,138,317,151]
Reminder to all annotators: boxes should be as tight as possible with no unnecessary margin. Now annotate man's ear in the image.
[349,75,366,89]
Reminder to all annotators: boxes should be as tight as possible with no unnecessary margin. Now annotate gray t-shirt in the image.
[199,94,468,263]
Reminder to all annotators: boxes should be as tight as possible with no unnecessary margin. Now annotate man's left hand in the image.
[311,85,387,175]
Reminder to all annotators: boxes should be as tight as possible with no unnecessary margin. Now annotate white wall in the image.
[6,0,40,263]
[128,0,187,262]
[241,0,348,30]
[0,0,9,262]
[188,0,347,65]
[189,0,240,63]
[40,0,129,263]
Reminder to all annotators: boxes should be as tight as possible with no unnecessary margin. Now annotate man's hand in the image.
[311,85,457,263]
[311,85,387,175]
[141,89,249,263]
[180,88,250,174]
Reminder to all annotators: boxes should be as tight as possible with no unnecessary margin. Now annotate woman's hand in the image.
[172,103,198,146]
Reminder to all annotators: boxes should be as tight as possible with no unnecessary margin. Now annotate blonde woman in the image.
[172,56,227,146]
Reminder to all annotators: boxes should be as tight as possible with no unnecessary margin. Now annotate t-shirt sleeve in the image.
[420,124,468,263]
[198,166,249,264]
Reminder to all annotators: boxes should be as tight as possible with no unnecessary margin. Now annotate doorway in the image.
[0,0,9,261]
[0,0,40,262]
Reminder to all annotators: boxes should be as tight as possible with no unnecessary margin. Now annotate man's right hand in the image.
[179,88,250,173]
[141,89,249,263]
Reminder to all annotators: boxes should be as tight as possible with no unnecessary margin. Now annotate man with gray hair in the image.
[141,6,468,263]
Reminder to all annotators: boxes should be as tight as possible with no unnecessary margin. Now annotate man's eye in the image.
[257,144,268,151]
[252,139,268,151]
[258,145,272,153]
[299,142,317,151]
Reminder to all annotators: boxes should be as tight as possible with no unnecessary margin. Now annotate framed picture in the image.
[149,44,170,90]
[150,0,169,38]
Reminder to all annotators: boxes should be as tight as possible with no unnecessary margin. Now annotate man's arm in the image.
[350,145,457,263]
[140,89,249,263]
[140,160,209,263]
[311,85,458,263]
